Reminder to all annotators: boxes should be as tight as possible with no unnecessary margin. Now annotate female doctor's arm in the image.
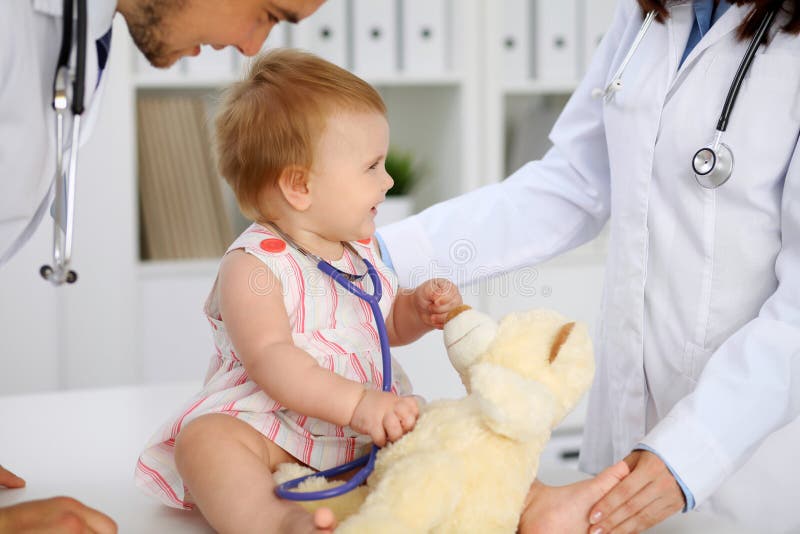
[589,138,800,533]
[377,1,639,289]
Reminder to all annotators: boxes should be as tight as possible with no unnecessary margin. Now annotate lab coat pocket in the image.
[681,341,714,385]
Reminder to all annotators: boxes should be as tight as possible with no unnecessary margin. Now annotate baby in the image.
[135,48,463,534]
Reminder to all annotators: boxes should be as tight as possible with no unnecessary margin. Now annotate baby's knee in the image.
[174,414,234,465]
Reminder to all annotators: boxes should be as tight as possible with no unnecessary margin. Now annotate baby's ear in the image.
[277,166,311,210]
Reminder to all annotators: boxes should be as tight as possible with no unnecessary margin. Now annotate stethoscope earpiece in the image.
[591,79,622,100]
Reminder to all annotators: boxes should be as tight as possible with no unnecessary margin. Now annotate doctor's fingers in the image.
[588,458,683,534]
[0,465,25,488]
[588,450,659,522]
[588,481,680,534]
[602,497,681,534]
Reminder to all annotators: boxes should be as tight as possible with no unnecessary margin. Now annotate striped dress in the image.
[135,223,413,509]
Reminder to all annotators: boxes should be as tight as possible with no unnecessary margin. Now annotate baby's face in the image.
[306,111,393,242]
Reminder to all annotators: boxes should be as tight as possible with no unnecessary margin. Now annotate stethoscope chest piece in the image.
[693,142,734,189]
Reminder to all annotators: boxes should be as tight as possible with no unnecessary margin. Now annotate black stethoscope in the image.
[592,6,779,189]
[40,0,88,285]
[266,224,394,501]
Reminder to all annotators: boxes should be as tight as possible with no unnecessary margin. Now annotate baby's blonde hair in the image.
[215,49,387,221]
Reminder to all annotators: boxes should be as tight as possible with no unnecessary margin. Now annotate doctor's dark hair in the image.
[214,49,386,222]
[638,0,800,38]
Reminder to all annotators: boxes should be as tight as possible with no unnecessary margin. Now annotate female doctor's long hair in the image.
[638,0,800,38]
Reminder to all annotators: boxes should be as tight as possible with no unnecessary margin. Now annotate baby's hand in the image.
[414,278,463,329]
[349,390,419,447]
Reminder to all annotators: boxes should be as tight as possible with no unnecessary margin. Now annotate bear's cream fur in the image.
[273,306,594,533]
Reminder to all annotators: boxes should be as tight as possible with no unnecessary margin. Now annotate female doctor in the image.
[379,0,800,532]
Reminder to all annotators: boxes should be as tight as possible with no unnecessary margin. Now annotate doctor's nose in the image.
[236,29,269,57]
[237,38,263,57]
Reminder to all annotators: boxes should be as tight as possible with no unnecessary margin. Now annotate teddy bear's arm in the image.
[470,362,558,442]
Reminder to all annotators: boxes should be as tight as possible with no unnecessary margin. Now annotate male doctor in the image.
[378,0,800,532]
[0,1,323,531]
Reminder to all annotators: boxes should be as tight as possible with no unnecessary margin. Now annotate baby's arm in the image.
[385,278,463,346]
[218,250,416,446]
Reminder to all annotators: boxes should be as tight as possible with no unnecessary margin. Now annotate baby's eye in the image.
[369,162,379,170]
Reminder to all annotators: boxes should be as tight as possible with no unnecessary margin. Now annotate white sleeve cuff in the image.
[639,409,732,507]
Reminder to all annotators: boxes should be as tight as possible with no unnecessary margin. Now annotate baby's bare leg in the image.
[174,413,335,534]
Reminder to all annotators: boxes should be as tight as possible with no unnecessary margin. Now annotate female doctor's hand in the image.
[587,450,684,534]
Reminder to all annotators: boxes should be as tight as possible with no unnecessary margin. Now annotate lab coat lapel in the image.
[665,4,694,82]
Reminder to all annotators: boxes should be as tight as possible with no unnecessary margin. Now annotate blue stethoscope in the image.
[268,224,392,501]
[592,6,778,189]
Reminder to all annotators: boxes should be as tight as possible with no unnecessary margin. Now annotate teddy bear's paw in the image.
[443,308,498,384]
[470,362,558,442]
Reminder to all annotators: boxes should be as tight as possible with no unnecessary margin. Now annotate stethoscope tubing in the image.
[717,7,776,132]
[42,0,87,285]
[595,6,780,189]
[274,257,393,501]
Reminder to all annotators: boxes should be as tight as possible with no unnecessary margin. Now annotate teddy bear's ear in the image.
[549,322,575,363]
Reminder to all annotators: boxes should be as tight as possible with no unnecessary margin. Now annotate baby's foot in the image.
[279,505,337,534]
[518,461,630,534]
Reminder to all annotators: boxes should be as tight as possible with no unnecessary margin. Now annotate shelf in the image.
[502,80,579,95]
[367,73,464,87]
[138,258,220,279]
[134,73,465,90]
[134,75,238,89]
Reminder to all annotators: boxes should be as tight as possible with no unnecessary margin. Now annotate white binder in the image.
[292,0,349,68]
[533,0,579,83]
[501,0,531,83]
[353,0,397,77]
[583,0,618,72]
[401,0,450,76]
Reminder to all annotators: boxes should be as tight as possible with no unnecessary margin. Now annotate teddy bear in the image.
[273,304,595,533]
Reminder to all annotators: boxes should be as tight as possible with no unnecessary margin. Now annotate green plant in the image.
[384,148,421,196]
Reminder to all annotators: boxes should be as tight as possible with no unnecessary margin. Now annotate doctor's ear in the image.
[277,166,312,211]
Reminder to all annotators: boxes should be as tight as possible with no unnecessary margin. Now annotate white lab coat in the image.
[0,0,116,260]
[380,1,800,531]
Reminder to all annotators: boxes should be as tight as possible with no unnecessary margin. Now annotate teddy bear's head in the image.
[443,305,594,433]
